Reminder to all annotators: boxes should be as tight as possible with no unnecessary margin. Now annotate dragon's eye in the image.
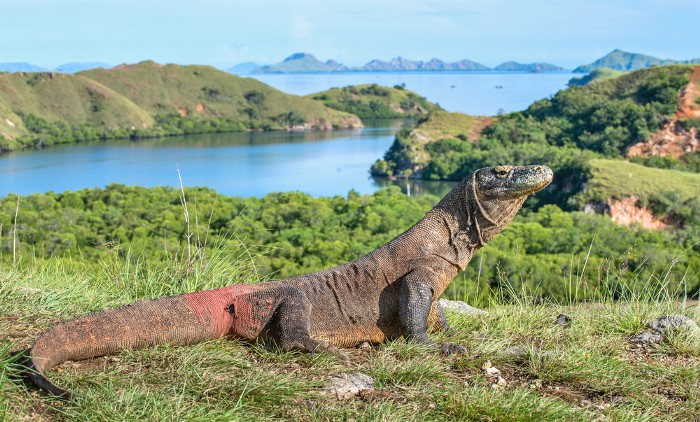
[494,166,511,179]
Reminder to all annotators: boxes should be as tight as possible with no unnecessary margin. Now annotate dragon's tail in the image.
[28,285,244,398]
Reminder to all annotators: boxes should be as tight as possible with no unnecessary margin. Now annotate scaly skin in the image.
[27,164,553,397]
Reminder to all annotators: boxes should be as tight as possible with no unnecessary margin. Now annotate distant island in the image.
[0,62,111,74]
[573,49,700,73]
[227,53,567,74]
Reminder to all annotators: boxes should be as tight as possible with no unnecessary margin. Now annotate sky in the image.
[1,0,698,70]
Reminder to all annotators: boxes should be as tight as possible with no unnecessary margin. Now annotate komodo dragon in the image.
[26,164,552,397]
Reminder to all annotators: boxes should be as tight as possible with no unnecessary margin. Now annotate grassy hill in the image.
[0,72,153,150]
[0,62,361,153]
[568,68,624,87]
[575,159,700,206]
[81,61,358,129]
[308,83,441,119]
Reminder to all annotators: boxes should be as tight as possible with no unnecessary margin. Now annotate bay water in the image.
[0,72,574,197]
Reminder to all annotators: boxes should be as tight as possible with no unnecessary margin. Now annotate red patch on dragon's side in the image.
[182,285,255,338]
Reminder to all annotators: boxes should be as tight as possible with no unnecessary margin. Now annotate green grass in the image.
[1,252,698,421]
[410,110,492,142]
[577,159,700,205]
[82,62,359,128]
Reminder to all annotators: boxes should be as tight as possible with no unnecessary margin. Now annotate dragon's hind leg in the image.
[271,286,350,363]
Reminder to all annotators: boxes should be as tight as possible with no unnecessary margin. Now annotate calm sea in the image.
[0,72,574,197]
[250,71,574,115]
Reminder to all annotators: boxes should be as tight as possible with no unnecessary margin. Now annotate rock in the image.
[648,315,699,335]
[439,299,488,316]
[633,330,664,345]
[357,341,373,350]
[485,366,501,376]
[556,314,571,327]
[502,345,530,358]
[482,360,507,386]
[631,315,699,346]
[325,372,376,399]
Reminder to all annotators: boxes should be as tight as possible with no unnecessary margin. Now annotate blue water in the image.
[251,71,574,116]
[0,72,573,197]
[0,127,405,197]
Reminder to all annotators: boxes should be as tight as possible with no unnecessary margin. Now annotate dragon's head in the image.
[470,164,553,242]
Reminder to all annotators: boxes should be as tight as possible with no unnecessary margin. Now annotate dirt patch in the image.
[468,116,495,141]
[607,196,666,230]
[627,66,700,158]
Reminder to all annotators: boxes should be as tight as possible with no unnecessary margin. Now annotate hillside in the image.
[371,65,699,216]
[568,68,624,87]
[0,71,154,150]
[627,66,700,158]
[0,61,362,152]
[81,61,360,128]
[577,159,700,205]
[308,84,440,119]
[574,49,700,73]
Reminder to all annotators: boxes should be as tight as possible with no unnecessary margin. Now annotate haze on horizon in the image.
[1,0,698,70]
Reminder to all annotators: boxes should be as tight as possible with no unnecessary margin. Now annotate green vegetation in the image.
[568,68,624,87]
[372,66,697,212]
[0,62,361,153]
[576,159,700,206]
[630,150,700,173]
[1,245,699,419]
[1,185,697,304]
[308,83,440,119]
[371,111,494,179]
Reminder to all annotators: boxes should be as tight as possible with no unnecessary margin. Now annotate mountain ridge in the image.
[574,49,700,73]
[238,53,565,74]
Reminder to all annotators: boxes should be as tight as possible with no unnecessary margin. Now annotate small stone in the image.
[326,372,376,399]
[357,342,372,350]
[497,377,507,386]
[485,366,501,376]
[648,315,699,335]
[632,330,663,345]
[556,314,571,327]
[439,299,489,316]
[580,399,592,407]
